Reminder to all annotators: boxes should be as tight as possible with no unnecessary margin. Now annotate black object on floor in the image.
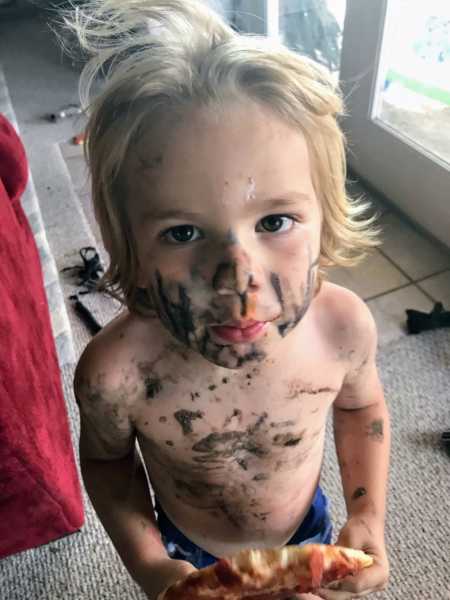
[442,430,450,458]
[61,246,104,294]
[69,295,102,335]
[406,302,450,334]
[47,104,82,123]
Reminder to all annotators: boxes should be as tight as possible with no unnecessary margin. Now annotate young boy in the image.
[72,1,390,598]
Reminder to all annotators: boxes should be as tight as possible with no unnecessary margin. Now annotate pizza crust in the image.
[161,544,373,599]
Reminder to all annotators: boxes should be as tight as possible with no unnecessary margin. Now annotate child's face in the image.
[127,100,322,369]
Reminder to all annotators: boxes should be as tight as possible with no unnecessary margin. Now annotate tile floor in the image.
[329,180,450,346]
[61,143,450,349]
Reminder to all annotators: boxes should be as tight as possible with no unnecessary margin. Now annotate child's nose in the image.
[211,248,259,296]
[212,261,250,295]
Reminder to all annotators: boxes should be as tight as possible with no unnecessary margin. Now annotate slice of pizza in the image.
[160,543,373,599]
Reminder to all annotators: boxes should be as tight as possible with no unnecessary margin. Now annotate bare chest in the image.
[130,350,344,552]
[132,350,343,476]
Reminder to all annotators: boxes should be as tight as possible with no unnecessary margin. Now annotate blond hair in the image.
[66,0,378,311]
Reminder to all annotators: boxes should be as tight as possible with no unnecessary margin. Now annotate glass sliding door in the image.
[340,0,450,247]
[278,0,344,72]
[372,1,450,165]
[225,0,345,71]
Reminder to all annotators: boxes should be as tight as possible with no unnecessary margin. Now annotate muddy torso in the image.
[116,293,348,557]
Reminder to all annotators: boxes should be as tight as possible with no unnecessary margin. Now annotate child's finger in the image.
[316,566,386,599]
[246,591,321,600]
[316,586,376,599]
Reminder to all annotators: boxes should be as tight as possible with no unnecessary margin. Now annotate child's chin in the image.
[200,339,269,370]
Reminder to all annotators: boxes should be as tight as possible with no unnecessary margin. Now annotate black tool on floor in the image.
[61,246,104,294]
[406,302,450,334]
[69,295,102,335]
[442,430,450,458]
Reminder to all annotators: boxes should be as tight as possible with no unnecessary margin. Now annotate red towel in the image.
[0,114,84,558]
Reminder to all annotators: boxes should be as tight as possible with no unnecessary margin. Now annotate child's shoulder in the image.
[74,310,164,402]
[314,281,377,350]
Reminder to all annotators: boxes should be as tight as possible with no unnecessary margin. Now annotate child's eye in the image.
[162,225,203,244]
[256,214,295,234]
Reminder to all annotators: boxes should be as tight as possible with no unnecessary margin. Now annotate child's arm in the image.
[320,300,390,599]
[74,357,196,599]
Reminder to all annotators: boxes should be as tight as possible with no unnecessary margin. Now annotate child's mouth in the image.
[209,320,268,344]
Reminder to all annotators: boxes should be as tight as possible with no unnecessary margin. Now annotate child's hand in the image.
[139,558,197,600]
[316,515,389,599]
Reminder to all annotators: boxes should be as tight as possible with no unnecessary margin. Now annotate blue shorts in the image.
[155,487,332,569]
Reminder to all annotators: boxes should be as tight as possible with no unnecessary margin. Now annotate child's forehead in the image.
[121,105,317,225]
[131,102,309,171]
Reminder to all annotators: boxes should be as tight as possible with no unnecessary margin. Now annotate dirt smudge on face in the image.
[225,229,238,245]
[150,269,267,368]
[152,271,196,348]
[211,261,240,293]
[270,272,284,308]
[252,511,270,522]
